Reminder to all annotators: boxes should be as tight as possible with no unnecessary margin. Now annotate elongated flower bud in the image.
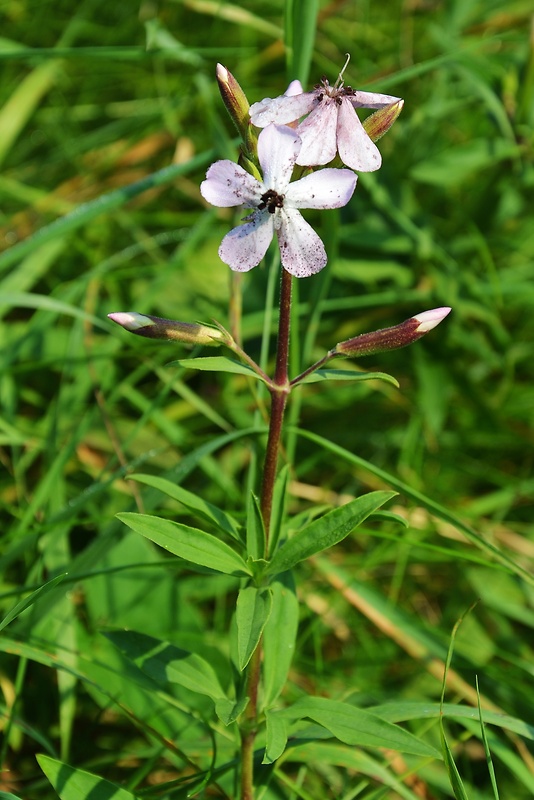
[108,312,227,346]
[216,63,254,146]
[333,307,451,358]
[363,99,404,142]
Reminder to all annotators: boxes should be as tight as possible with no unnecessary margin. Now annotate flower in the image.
[200,123,357,277]
[250,62,402,172]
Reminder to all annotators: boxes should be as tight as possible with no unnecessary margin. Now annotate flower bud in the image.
[333,307,451,358]
[363,99,404,142]
[108,312,227,346]
[216,63,253,144]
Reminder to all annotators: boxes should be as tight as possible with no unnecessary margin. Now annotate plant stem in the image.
[239,268,292,800]
[240,645,261,800]
[290,348,336,387]
[260,267,292,549]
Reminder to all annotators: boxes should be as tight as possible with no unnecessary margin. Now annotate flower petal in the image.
[276,208,327,277]
[284,79,304,97]
[250,92,315,127]
[286,168,357,210]
[295,100,338,166]
[258,124,301,193]
[349,90,402,109]
[201,160,262,207]
[218,211,274,272]
[336,99,382,171]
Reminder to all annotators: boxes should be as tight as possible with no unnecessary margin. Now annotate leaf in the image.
[268,465,290,556]
[173,356,266,382]
[236,586,273,670]
[369,701,534,741]
[278,742,426,799]
[246,492,266,560]
[128,473,241,540]
[276,697,440,759]
[262,572,299,708]
[0,573,67,633]
[215,696,249,726]
[298,369,399,387]
[105,630,229,703]
[441,728,471,799]
[37,755,140,800]
[264,709,290,764]
[267,491,396,575]
[117,512,251,576]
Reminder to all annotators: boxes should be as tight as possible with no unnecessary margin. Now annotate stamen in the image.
[334,53,351,90]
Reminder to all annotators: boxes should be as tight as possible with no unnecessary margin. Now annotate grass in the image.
[1,0,534,797]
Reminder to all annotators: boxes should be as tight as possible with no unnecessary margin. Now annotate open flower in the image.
[250,63,402,172]
[200,124,356,277]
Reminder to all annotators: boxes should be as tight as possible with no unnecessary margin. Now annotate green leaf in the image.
[246,492,266,560]
[369,701,534,741]
[105,630,229,703]
[236,585,273,670]
[117,512,251,576]
[276,697,440,759]
[128,473,241,540]
[441,727,471,799]
[37,755,140,799]
[298,368,399,387]
[264,709,290,764]
[0,573,67,633]
[268,465,290,556]
[262,572,299,708]
[215,696,249,726]
[267,491,396,575]
[173,356,266,382]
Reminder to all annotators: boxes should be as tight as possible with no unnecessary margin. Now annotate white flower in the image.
[250,68,401,172]
[200,124,357,277]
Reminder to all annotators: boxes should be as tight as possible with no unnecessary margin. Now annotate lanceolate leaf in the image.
[264,709,289,764]
[173,356,266,382]
[37,755,140,799]
[262,572,299,708]
[236,585,273,670]
[117,512,251,576]
[128,473,241,540]
[298,369,399,387]
[267,491,396,575]
[264,697,440,763]
[105,630,229,703]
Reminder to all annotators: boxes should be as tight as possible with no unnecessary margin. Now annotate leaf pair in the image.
[118,488,396,579]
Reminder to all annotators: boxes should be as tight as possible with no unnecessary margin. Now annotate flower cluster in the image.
[202,59,403,278]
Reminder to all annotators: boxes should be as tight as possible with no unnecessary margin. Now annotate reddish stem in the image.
[260,267,292,549]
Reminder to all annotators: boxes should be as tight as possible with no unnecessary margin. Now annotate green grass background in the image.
[1,0,533,797]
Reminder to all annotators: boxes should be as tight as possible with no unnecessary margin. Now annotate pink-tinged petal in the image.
[218,211,274,272]
[285,79,304,97]
[295,101,338,166]
[250,92,316,127]
[276,208,327,277]
[258,124,301,193]
[349,90,402,109]
[286,168,357,210]
[336,99,381,171]
[201,160,262,208]
[413,307,451,332]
